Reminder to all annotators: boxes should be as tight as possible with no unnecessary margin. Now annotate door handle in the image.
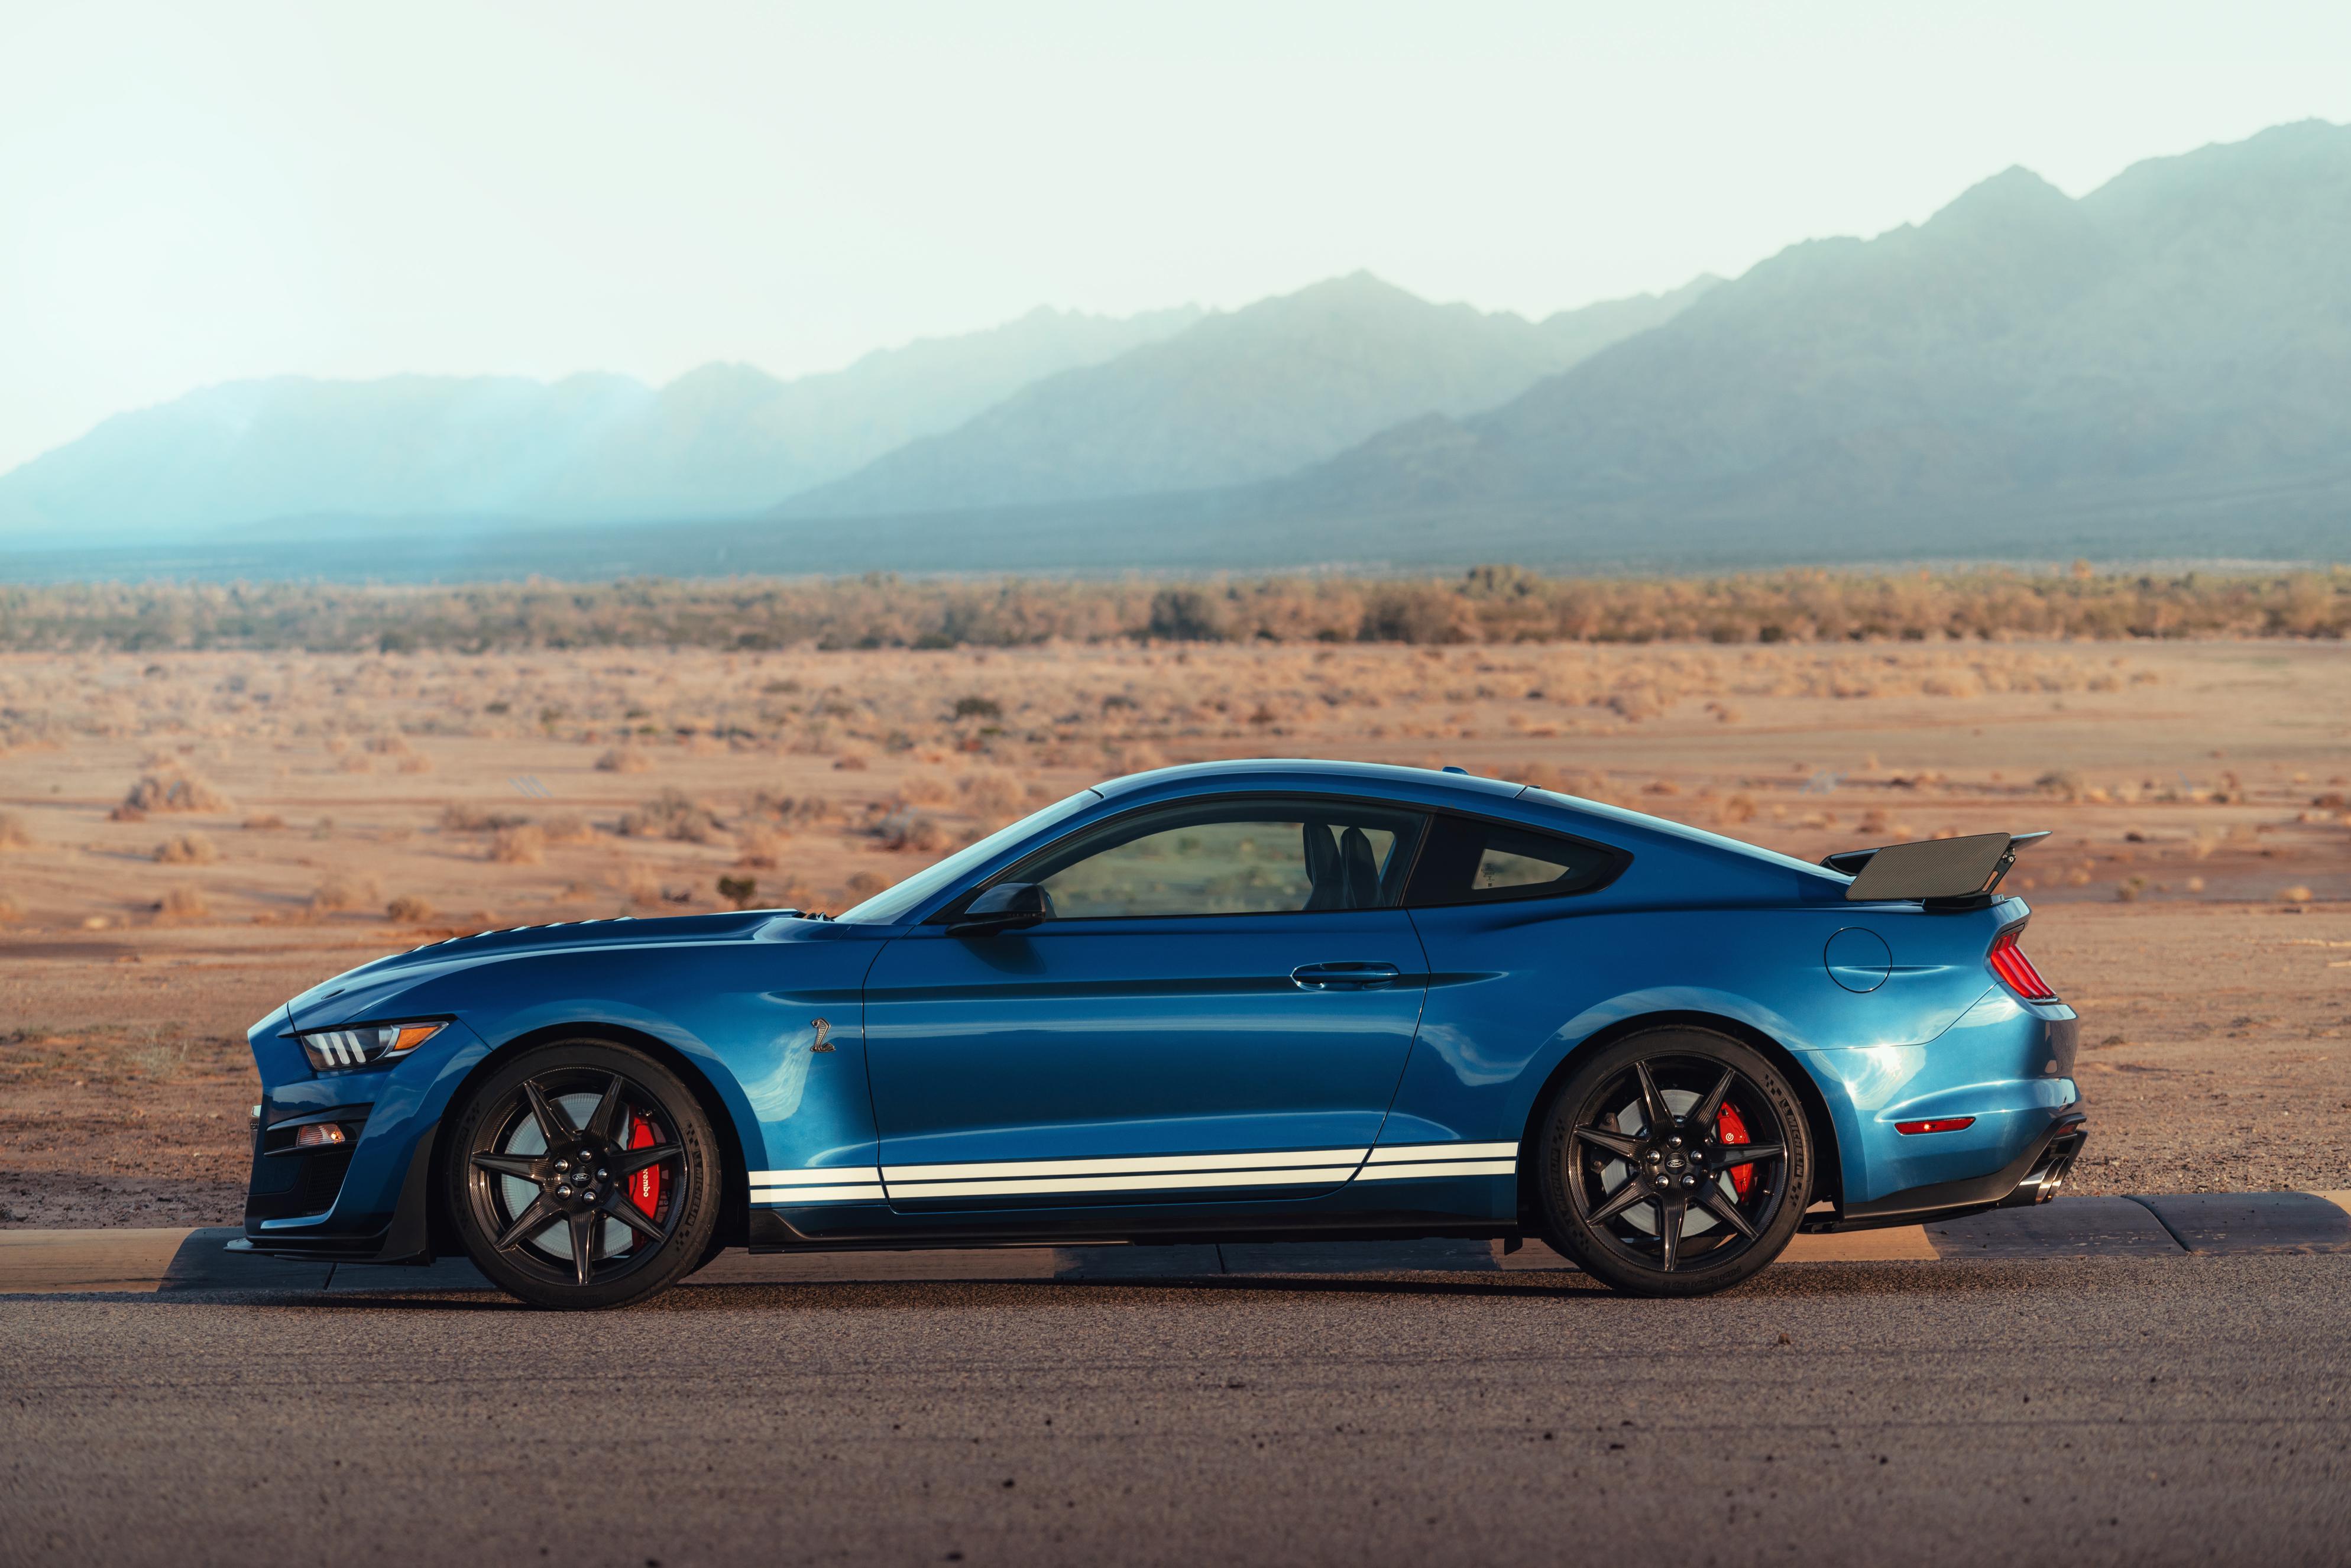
[1290,961,1402,991]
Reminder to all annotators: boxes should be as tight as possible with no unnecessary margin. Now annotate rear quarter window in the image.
[1403,813,1628,906]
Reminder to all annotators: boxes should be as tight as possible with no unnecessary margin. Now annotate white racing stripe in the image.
[880,1148,1368,1183]
[749,1184,886,1204]
[890,1167,1364,1201]
[752,1168,880,1186]
[750,1167,885,1206]
[752,1141,1521,1206]
[1366,1141,1517,1163]
[1355,1159,1520,1181]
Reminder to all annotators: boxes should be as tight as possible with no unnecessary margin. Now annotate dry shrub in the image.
[0,811,33,850]
[768,875,820,912]
[7,567,2347,653]
[736,824,786,868]
[541,812,594,844]
[618,860,663,906]
[336,752,375,774]
[154,883,209,922]
[875,810,947,853]
[242,814,286,830]
[958,768,1027,821]
[844,870,889,899]
[597,746,656,774]
[619,790,723,843]
[312,873,382,912]
[491,824,547,864]
[755,792,837,827]
[441,803,531,832]
[154,832,219,864]
[0,893,21,923]
[364,734,410,754]
[834,743,873,772]
[717,874,760,909]
[1718,793,1758,825]
[2279,886,2316,904]
[2035,770,2084,801]
[121,770,229,814]
[386,894,436,922]
[396,752,435,775]
[895,770,957,806]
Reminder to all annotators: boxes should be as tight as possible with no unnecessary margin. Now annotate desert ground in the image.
[1,637,2345,1227]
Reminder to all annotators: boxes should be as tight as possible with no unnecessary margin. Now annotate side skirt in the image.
[748,1207,1517,1253]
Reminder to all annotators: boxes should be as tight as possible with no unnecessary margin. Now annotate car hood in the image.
[282,909,853,1030]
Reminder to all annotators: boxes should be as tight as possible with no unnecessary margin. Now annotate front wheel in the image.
[445,1038,722,1309]
[1534,1028,1812,1297]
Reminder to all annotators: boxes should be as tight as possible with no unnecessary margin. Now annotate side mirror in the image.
[948,882,1053,937]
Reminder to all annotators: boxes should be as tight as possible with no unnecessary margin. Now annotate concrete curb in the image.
[6,1192,2349,1297]
[2129,1191,2351,1253]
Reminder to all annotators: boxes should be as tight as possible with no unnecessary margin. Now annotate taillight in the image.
[1987,926,2057,1002]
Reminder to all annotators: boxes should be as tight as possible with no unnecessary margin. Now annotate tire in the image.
[444,1037,723,1309]
[1533,1027,1812,1298]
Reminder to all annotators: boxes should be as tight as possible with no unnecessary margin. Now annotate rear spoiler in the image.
[1824,831,2049,910]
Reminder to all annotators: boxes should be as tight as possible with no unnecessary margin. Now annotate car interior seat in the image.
[1302,821,1343,909]
[1338,826,1379,909]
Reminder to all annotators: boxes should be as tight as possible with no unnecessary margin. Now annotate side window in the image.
[1002,799,1427,919]
[1403,814,1626,906]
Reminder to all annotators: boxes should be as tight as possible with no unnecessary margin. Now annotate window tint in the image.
[1403,814,1625,906]
[995,800,1426,920]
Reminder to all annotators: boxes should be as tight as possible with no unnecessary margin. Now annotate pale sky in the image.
[4,1,2349,474]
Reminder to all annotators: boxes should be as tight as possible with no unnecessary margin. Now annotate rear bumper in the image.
[1804,1112,2088,1232]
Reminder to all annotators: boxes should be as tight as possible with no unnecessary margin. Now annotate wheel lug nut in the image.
[1667,1136,1681,1148]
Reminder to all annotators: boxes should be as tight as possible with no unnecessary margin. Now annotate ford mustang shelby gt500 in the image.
[234,760,2083,1307]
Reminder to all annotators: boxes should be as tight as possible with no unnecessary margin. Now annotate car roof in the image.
[1093,758,1528,804]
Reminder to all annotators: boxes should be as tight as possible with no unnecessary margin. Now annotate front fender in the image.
[248,925,884,1255]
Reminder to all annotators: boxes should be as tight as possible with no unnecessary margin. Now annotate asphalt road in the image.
[5,1253,2350,1567]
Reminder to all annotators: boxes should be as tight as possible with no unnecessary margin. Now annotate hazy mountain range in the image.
[4,118,2347,578]
[0,304,1203,537]
[780,273,1714,516]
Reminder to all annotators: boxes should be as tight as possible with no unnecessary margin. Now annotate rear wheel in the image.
[1534,1028,1811,1297]
[445,1038,721,1309]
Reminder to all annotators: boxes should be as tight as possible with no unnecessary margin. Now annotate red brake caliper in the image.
[1716,1102,1754,1198]
[628,1113,663,1217]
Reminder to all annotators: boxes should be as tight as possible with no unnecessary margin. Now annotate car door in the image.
[862,795,1431,1212]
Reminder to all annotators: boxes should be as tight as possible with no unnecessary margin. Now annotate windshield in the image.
[836,789,1102,925]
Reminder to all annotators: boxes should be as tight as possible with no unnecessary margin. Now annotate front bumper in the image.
[238,1014,490,1265]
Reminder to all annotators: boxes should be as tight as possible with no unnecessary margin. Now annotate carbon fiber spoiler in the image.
[1823,831,2049,909]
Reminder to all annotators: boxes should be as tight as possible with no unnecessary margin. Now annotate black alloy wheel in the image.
[1535,1027,1811,1297]
[446,1038,721,1309]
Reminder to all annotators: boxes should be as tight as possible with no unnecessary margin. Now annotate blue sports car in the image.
[234,759,2083,1307]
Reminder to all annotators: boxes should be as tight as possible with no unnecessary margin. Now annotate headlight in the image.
[297,1021,447,1072]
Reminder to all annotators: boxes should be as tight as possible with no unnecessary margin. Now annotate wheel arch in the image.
[1511,1009,1842,1226]
[422,1019,753,1258]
